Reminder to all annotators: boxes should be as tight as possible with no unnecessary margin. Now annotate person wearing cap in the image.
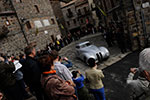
[127,48,150,99]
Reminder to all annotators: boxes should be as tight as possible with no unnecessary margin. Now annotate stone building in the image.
[49,0,68,36]
[61,0,93,34]
[76,0,93,29]
[88,0,99,28]
[93,0,150,50]
[133,0,150,47]
[61,0,80,34]
[0,0,61,55]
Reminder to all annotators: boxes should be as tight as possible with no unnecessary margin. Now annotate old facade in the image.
[76,0,93,28]
[61,0,93,34]
[50,0,68,36]
[61,0,80,33]
[88,0,99,27]
[93,0,150,50]
[0,0,61,55]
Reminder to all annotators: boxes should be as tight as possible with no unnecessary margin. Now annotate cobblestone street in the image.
[59,33,130,74]
[27,33,130,100]
[1,0,150,100]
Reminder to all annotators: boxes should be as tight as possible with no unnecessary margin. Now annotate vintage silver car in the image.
[75,41,110,64]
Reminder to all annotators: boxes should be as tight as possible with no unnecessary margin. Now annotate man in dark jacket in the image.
[22,44,44,100]
[0,57,23,100]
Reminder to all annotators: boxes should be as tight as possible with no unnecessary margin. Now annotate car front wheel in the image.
[87,58,95,65]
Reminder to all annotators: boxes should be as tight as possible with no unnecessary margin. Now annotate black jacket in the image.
[21,56,41,87]
[0,62,16,90]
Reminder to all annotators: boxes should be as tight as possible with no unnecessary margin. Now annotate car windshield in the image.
[80,43,91,48]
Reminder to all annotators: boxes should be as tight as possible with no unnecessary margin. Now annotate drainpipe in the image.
[9,0,29,45]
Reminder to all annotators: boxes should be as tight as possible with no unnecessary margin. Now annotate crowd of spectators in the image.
[45,26,97,52]
[0,42,105,100]
[1,23,150,100]
[0,26,106,100]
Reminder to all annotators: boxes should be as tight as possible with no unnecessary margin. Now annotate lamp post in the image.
[20,18,29,45]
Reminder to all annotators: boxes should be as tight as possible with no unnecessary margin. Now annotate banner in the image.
[97,6,107,16]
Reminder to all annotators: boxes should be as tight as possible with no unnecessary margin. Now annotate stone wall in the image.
[50,0,67,35]
[0,0,61,55]
[0,32,26,55]
[0,15,21,35]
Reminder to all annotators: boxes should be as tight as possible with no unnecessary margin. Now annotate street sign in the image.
[142,2,150,8]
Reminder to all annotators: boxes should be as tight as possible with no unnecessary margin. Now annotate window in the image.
[67,8,71,13]
[26,21,31,29]
[78,9,81,15]
[51,35,55,42]
[80,19,83,23]
[67,8,73,17]
[73,19,76,24]
[67,21,70,26]
[84,7,87,13]
[34,20,43,28]
[51,18,55,24]
[34,5,40,13]
[43,19,50,26]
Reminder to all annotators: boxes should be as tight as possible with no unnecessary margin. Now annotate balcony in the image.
[77,10,90,18]
[84,10,90,14]
[66,12,73,18]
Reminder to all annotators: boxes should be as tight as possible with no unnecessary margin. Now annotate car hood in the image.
[80,45,100,53]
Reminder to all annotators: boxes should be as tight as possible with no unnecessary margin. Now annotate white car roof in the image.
[77,41,90,47]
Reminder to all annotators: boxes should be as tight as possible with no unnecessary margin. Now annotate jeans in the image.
[90,87,106,100]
